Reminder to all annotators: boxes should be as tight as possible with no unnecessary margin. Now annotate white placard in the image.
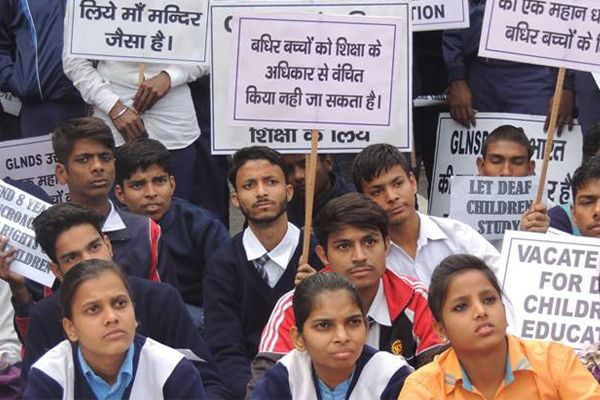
[0,180,55,287]
[230,13,404,131]
[479,0,600,72]
[65,0,209,64]
[0,92,22,117]
[411,0,469,31]
[429,113,582,217]
[501,230,600,351]
[0,135,71,204]
[450,176,537,241]
[210,0,412,154]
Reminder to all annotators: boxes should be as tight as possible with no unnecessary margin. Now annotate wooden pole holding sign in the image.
[138,63,146,86]
[535,67,566,204]
[300,129,319,265]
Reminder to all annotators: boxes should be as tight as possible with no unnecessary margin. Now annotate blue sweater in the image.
[22,276,232,399]
[159,197,229,306]
[24,334,206,399]
[203,230,322,399]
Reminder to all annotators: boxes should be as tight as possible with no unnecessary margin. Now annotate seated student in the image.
[549,123,600,234]
[352,144,499,285]
[203,146,322,399]
[283,153,355,228]
[251,273,412,400]
[24,259,207,399]
[0,203,230,398]
[113,138,229,320]
[255,193,443,390]
[476,125,549,234]
[398,254,600,399]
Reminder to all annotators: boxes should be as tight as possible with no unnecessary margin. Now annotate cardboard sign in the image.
[0,135,70,204]
[411,0,469,31]
[479,0,600,72]
[230,13,405,131]
[210,0,413,154]
[429,113,582,217]
[450,176,538,240]
[0,180,55,287]
[65,0,209,64]
[0,92,22,117]
[501,230,600,351]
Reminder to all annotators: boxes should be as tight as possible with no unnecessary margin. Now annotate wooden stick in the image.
[138,63,146,87]
[410,126,417,170]
[300,129,319,265]
[535,67,566,204]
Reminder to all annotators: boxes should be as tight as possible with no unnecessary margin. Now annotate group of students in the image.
[0,114,599,398]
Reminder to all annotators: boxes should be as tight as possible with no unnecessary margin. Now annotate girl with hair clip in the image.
[23,259,207,399]
[251,273,412,400]
[399,254,600,399]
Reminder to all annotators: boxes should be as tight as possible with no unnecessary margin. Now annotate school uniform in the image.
[203,223,322,399]
[259,268,445,369]
[158,197,229,307]
[22,277,231,399]
[251,345,412,400]
[24,334,207,399]
[398,334,600,399]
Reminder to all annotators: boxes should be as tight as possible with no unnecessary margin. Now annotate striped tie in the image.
[254,253,270,284]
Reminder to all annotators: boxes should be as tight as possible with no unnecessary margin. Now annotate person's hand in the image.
[109,100,146,142]
[544,88,574,137]
[0,236,30,304]
[520,203,550,233]
[133,71,171,114]
[294,263,317,286]
[449,80,476,128]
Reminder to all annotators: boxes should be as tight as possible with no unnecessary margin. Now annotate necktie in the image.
[254,253,270,284]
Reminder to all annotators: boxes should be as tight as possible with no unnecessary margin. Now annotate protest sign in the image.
[0,135,71,204]
[450,176,538,240]
[411,0,469,31]
[0,92,22,117]
[500,230,600,351]
[210,0,412,154]
[65,0,209,64]
[479,0,600,72]
[230,13,404,131]
[0,179,55,287]
[429,113,582,217]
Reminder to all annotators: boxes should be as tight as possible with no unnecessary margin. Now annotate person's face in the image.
[231,159,293,225]
[360,165,417,226]
[477,140,535,177]
[316,226,388,291]
[283,154,333,199]
[62,270,136,373]
[52,224,113,278]
[435,270,507,356]
[572,179,600,238]
[115,164,175,221]
[291,290,367,389]
[55,138,115,201]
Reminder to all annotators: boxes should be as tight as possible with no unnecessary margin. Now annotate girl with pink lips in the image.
[399,254,600,400]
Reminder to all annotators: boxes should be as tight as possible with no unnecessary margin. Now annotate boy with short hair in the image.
[569,155,600,238]
[113,138,229,315]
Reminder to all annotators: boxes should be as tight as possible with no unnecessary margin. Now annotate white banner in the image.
[65,0,210,64]
[210,0,412,154]
[0,135,71,204]
[411,0,469,31]
[501,230,600,351]
[0,92,22,117]
[230,13,404,131]
[0,180,55,287]
[429,113,582,218]
[450,176,537,241]
[479,0,600,72]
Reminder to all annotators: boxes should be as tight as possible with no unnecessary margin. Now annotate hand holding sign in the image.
[520,203,550,233]
[0,236,30,304]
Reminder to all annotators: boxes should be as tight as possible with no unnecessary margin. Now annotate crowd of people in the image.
[2,0,600,398]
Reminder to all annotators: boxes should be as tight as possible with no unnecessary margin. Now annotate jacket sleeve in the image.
[258,291,296,354]
[407,286,446,367]
[21,303,58,387]
[0,0,16,93]
[162,358,208,399]
[379,365,412,400]
[162,64,209,88]
[203,252,251,399]
[442,0,482,82]
[148,219,163,283]
[22,368,64,399]
[250,363,292,400]
[197,216,229,281]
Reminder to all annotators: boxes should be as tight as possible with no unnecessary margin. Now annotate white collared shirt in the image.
[243,223,300,288]
[366,280,391,349]
[386,212,500,286]
[102,201,126,233]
